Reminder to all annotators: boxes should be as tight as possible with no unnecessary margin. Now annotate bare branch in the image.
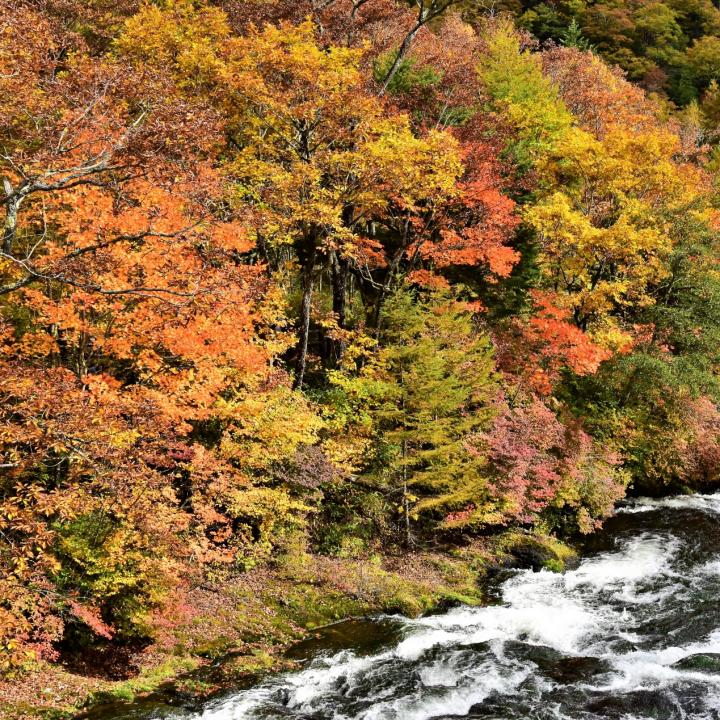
[378,0,459,96]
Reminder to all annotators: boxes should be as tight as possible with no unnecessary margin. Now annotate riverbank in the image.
[185,491,720,718]
[0,532,575,720]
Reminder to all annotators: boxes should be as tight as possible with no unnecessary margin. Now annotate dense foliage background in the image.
[3,0,720,680]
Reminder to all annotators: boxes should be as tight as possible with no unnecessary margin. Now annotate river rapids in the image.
[94,492,720,719]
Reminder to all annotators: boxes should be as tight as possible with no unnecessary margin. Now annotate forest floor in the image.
[0,532,574,719]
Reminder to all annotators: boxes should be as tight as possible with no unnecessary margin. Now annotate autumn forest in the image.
[4,0,720,714]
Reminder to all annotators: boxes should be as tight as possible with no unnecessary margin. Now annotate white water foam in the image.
[161,494,720,720]
[346,661,531,720]
[193,533,687,719]
[564,534,682,606]
[620,492,720,515]
[699,559,720,576]
[199,650,392,719]
[590,628,720,694]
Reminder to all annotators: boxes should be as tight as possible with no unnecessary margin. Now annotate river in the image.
[89,492,720,719]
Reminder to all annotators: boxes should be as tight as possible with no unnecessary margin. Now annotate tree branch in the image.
[378,0,458,96]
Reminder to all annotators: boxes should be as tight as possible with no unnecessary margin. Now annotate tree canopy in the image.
[2,0,720,680]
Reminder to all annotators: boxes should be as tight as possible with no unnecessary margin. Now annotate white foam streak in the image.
[592,629,720,694]
[355,663,530,720]
[620,492,720,515]
[407,570,600,655]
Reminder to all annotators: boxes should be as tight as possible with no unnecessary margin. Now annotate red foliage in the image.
[68,602,114,641]
[410,140,520,286]
[542,46,656,139]
[497,291,611,395]
[678,397,720,486]
[470,399,625,529]
[482,399,565,522]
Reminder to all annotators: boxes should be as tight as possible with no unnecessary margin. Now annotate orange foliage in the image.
[497,291,611,395]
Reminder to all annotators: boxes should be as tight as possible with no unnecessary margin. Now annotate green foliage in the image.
[561,19,593,51]
[479,19,573,169]
[687,35,720,91]
[485,0,720,104]
[356,289,499,535]
[373,51,441,94]
[52,512,175,639]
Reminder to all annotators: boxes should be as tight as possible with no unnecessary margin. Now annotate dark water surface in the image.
[88,493,720,719]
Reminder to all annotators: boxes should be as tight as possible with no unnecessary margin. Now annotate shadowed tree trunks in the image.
[331,252,349,364]
[2,177,19,255]
[294,247,318,390]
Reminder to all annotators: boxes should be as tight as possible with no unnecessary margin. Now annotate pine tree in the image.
[561,19,593,52]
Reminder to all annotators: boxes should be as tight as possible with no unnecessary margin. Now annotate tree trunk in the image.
[332,255,348,328]
[2,178,18,255]
[294,262,316,390]
[372,249,404,337]
[379,21,423,96]
[403,479,412,549]
[331,253,349,364]
[378,1,457,96]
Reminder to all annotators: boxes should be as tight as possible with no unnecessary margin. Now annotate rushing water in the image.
[91,492,720,720]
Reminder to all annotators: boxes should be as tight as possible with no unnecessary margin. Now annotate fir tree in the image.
[561,19,593,52]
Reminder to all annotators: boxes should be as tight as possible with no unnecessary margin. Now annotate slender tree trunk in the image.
[399,366,412,549]
[331,253,349,364]
[294,260,316,390]
[2,178,18,255]
[403,476,411,549]
[373,249,404,337]
[332,256,347,327]
[379,21,423,96]
[378,1,457,95]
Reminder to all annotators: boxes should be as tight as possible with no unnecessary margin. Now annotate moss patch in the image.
[491,530,577,572]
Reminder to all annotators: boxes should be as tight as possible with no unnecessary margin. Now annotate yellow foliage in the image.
[526,122,701,335]
[220,21,462,258]
[220,384,324,473]
[115,0,229,89]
